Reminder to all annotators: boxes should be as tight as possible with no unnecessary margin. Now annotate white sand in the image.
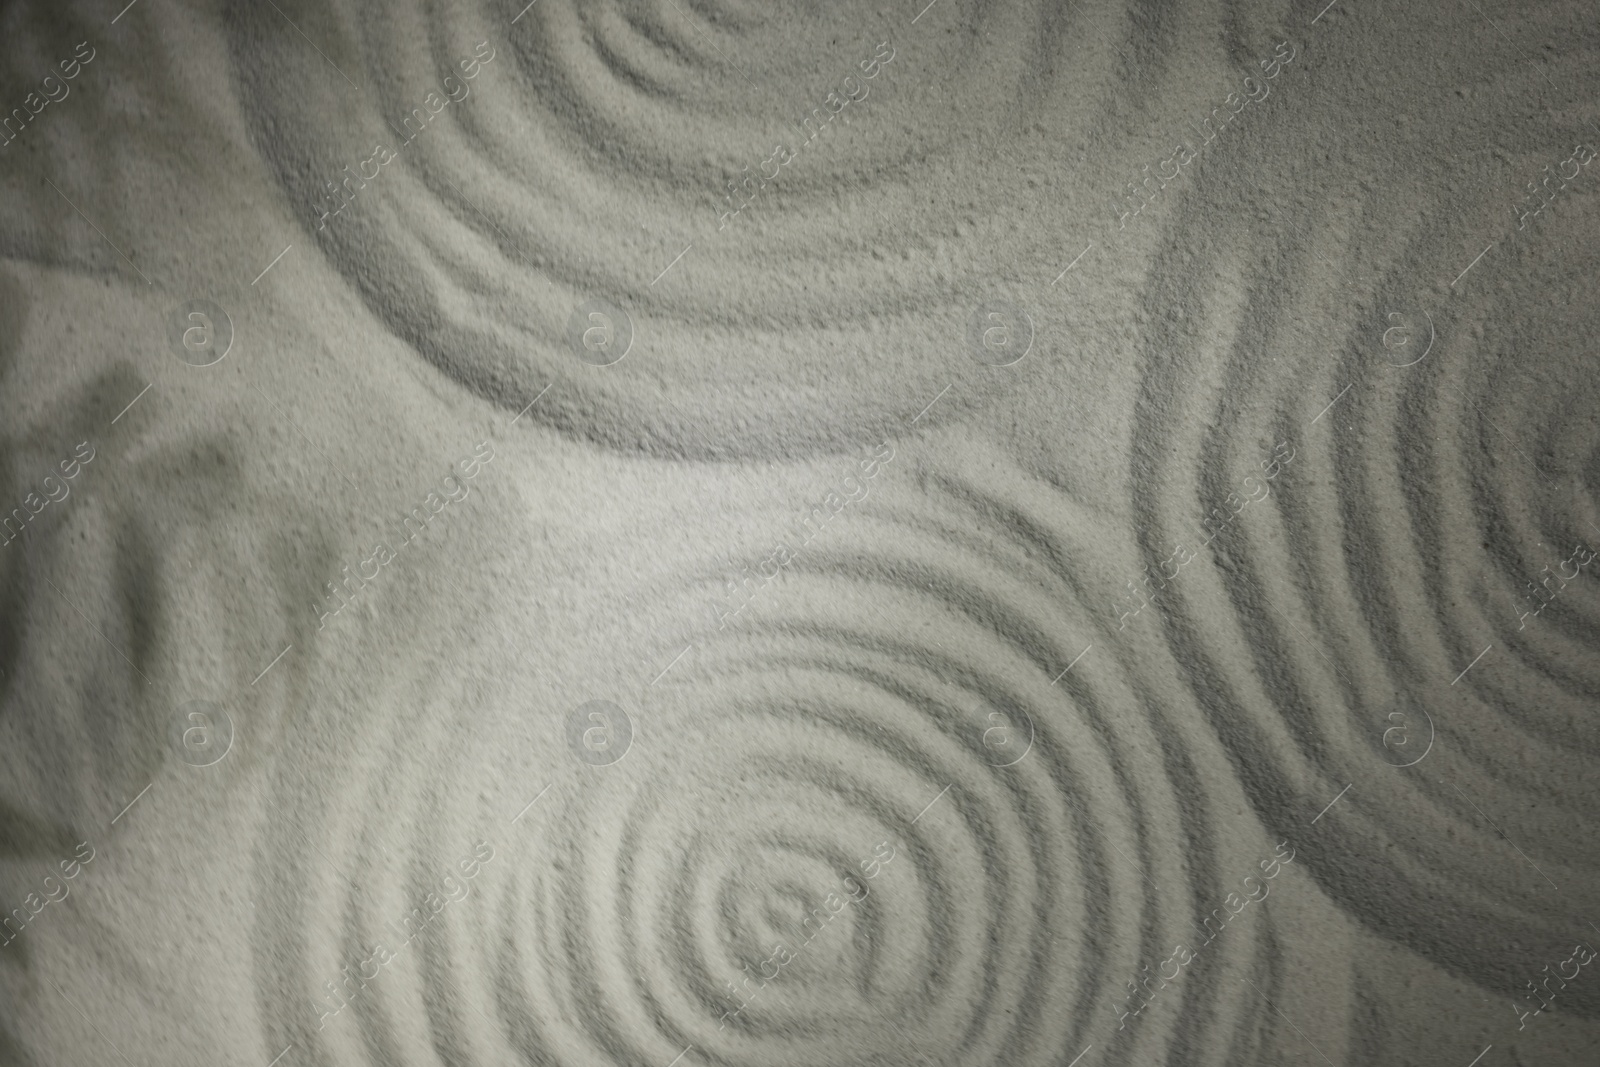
[1,0,1598,1065]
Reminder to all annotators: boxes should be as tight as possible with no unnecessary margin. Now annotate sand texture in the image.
[1,0,1598,1065]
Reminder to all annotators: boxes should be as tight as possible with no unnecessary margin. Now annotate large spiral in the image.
[224,0,1297,459]
[233,442,1336,1066]
[1115,6,1600,1014]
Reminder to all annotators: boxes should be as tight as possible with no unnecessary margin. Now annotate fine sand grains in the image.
[1,0,1599,1065]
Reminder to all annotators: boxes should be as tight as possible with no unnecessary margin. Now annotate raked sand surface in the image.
[1,0,1599,1065]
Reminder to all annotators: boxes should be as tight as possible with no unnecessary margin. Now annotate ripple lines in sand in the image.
[715,40,897,231]
[714,439,896,630]
[310,143,399,233]
[1112,841,1298,1033]
[393,42,497,143]
[309,840,498,1032]
[4,0,1594,1062]
[1512,540,1596,631]
[1112,440,1295,630]
[717,841,900,1029]
[313,41,499,232]
[314,43,498,232]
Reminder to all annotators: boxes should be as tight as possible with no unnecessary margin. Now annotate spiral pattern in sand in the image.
[227,0,1182,458]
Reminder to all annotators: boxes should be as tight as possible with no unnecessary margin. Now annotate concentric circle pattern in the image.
[222,0,1600,1054]
[1119,63,1600,1013]
[244,465,1306,1066]
[227,0,1147,458]
[3,0,1599,1063]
